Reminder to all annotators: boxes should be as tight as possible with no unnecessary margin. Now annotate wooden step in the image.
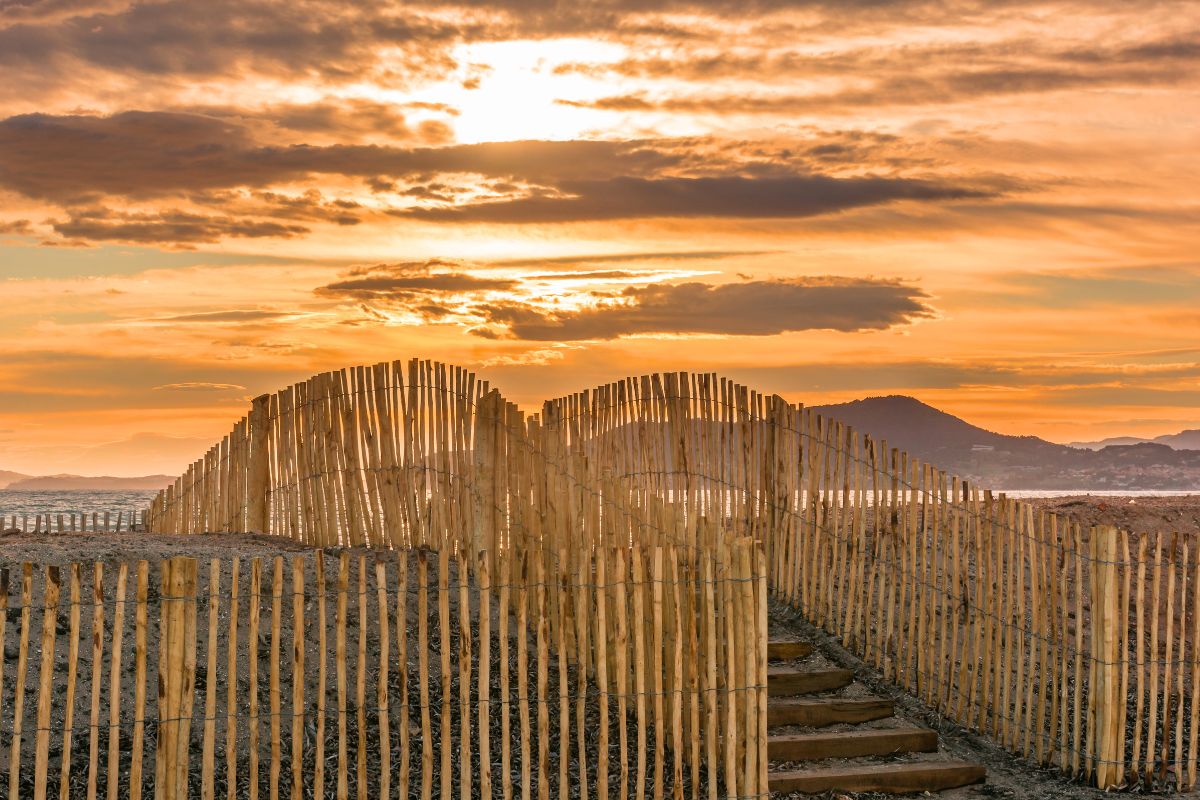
[767,697,894,727]
[767,667,853,697]
[768,727,938,761]
[767,640,813,661]
[768,761,986,794]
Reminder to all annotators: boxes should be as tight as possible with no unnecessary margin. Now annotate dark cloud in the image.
[556,32,1200,113]
[181,98,456,145]
[0,0,463,84]
[0,111,268,202]
[403,174,993,223]
[563,59,1195,113]
[558,32,1200,81]
[475,277,935,340]
[315,261,517,300]
[0,219,33,234]
[1,112,994,232]
[0,111,681,202]
[51,208,309,244]
[1,0,1191,105]
[189,189,364,226]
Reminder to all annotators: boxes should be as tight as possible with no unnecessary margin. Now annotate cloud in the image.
[402,174,994,223]
[51,208,310,244]
[188,189,364,225]
[0,111,682,202]
[475,277,935,340]
[487,249,775,268]
[0,219,33,234]
[315,261,517,300]
[563,63,1194,114]
[556,31,1200,115]
[181,98,456,145]
[0,0,462,83]
[152,382,247,391]
[481,348,568,367]
[0,111,1006,247]
[153,310,300,323]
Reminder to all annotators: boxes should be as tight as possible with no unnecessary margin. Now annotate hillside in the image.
[811,395,1069,464]
[812,396,1200,490]
[1069,429,1200,451]
[0,470,32,489]
[2,474,174,491]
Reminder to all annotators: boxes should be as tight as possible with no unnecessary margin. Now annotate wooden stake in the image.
[226,560,241,800]
[105,563,128,800]
[33,566,62,800]
[58,565,82,800]
[292,558,307,800]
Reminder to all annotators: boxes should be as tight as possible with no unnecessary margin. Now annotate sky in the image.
[0,0,1198,477]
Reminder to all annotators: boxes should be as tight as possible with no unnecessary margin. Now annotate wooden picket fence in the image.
[137,358,1199,791]
[0,541,767,800]
[2,511,147,533]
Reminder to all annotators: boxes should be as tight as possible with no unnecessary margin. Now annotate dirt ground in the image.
[0,530,317,564]
[0,534,704,800]
[1024,495,1200,537]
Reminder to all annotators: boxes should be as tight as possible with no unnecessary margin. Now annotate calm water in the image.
[0,489,158,520]
[1,488,1193,527]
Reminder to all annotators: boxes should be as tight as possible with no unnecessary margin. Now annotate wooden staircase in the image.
[766,640,986,795]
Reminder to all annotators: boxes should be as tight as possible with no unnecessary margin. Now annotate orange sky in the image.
[1,0,1198,476]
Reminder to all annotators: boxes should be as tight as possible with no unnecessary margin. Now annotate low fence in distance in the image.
[142,357,1199,792]
[2,511,147,534]
[0,539,768,800]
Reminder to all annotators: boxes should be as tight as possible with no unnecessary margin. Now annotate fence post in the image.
[1092,526,1122,789]
[765,396,788,584]
[157,557,198,800]
[247,394,271,534]
[472,390,500,568]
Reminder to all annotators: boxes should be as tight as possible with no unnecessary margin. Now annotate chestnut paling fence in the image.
[2,357,1195,794]
[2,511,147,534]
[0,540,766,800]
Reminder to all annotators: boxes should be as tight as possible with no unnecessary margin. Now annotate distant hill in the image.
[811,395,1070,463]
[2,474,173,491]
[1069,429,1200,451]
[0,470,32,489]
[811,396,1200,490]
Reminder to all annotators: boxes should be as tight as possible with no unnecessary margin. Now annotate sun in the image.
[408,38,629,144]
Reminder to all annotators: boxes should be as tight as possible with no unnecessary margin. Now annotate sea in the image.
[0,489,160,521]
[0,487,1194,524]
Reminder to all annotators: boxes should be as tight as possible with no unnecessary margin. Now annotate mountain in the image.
[1,474,174,491]
[812,396,1200,490]
[0,470,32,489]
[811,395,1069,464]
[1157,430,1200,449]
[1068,429,1200,451]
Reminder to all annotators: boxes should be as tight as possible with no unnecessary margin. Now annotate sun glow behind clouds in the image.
[407,39,629,143]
